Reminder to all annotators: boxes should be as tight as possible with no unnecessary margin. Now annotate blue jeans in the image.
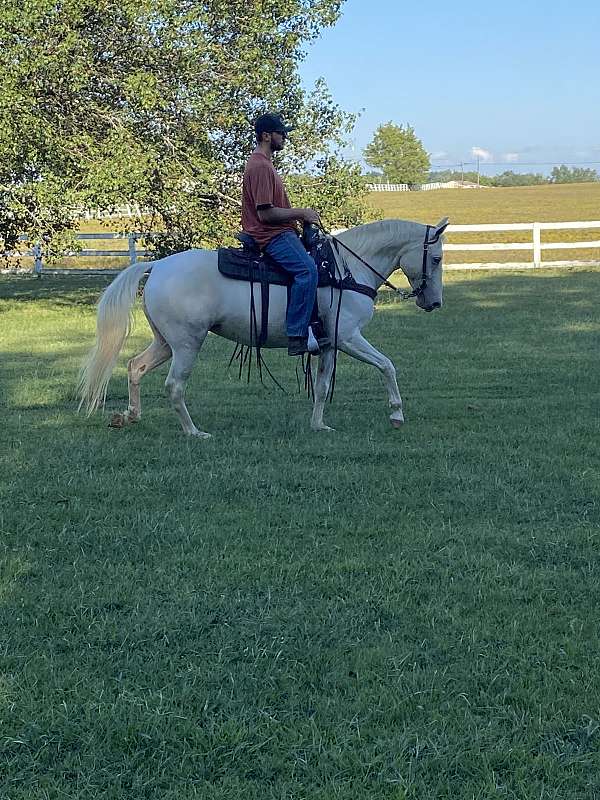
[264,231,318,338]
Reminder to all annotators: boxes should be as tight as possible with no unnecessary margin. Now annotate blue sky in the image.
[299,0,600,175]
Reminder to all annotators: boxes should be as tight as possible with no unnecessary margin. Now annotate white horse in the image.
[78,217,449,436]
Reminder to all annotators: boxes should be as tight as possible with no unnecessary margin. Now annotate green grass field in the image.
[1,267,600,799]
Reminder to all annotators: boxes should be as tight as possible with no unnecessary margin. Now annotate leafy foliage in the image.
[429,170,549,187]
[551,165,598,184]
[489,170,549,187]
[363,123,430,185]
[429,167,600,188]
[286,156,376,230]
[0,0,367,263]
[428,170,493,186]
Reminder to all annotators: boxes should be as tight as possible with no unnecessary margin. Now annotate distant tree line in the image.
[364,165,599,187]
[426,166,599,187]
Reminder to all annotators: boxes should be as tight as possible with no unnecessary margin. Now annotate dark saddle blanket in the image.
[217,228,377,299]
[218,228,337,289]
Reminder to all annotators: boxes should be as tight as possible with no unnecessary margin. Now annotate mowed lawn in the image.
[1,267,600,799]
[368,182,600,265]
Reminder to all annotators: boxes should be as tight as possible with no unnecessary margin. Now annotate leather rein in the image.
[324,224,434,301]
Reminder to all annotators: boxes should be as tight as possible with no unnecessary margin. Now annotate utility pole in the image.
[477,156,480,187]
[460,161,464,185]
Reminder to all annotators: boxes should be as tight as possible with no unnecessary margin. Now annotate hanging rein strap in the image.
[324,225,432,300]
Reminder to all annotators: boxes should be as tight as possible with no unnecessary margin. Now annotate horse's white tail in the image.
[78,260,150,415]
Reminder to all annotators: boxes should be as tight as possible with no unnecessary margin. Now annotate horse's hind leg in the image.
[165,334,210,438]
[127,336,172,420]
[110,335,172,428]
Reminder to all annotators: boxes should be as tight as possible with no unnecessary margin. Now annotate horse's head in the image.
[398,217,449,312]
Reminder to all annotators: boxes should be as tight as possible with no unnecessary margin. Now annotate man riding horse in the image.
[241,112,329,356]
[78,111,448,436]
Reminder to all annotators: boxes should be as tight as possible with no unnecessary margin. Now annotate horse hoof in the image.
[390,417,404,429]
[190,430,212,439]
[313,425,335,432]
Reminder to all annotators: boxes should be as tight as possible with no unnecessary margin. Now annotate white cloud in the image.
[503,153,519,162]
[430,151,448,160]
[472,146,492,161]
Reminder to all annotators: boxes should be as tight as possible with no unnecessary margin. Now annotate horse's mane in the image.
[337,218,423,261]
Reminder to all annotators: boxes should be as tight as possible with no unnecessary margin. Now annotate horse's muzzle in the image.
[424,302,441,312]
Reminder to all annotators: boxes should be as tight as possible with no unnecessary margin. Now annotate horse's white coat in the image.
[78,218,448,435]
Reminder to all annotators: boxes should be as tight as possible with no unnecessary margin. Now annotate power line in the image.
[431,160,600,169]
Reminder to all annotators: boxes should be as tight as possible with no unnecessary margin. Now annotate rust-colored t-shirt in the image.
[241,151,298,247]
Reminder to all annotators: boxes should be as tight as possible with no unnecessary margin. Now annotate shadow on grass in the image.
[3,265,600,308]
[0,273,115,307]
[379,266,600,307]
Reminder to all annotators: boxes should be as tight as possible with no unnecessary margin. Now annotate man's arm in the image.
[258,206,320,225]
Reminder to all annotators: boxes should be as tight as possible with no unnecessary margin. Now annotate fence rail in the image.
[5,233,151,275]
[3,221,600,275]
[367,181,478,192]
[443,221,600,268]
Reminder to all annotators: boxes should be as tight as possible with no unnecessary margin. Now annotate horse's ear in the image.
[428,217,449,243]
[434,217,450,236]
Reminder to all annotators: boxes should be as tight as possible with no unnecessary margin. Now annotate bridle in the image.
[325,224,438,301]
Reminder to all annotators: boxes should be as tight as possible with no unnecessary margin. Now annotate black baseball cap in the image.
[254,113,294,137]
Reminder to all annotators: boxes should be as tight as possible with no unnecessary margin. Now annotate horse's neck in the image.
[335,220,420,288]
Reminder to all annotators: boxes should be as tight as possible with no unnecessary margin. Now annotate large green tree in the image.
[363,123,430,185]
[0,0,370,262]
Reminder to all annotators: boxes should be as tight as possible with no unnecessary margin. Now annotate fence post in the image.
[533,222,541,267]
[128,234,137,265]
[32,243,43,277]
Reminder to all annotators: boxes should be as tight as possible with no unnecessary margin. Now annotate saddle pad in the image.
[217,247,292,287]
[217,239,378,300]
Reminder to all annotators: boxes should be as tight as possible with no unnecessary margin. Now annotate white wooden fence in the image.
[368,183,410,192]
[8,233,151,275]
[4,221,600,274]
[367,182,446,192]
[443,221,600,269]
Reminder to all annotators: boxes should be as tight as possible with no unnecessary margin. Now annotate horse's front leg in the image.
[165,337,210,437]
[311,347,336,431]
[339,332,404,428]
